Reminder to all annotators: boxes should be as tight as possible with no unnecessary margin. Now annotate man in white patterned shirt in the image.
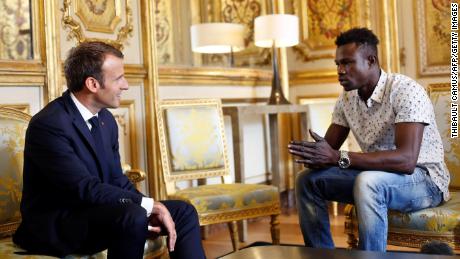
[288,28,450,251]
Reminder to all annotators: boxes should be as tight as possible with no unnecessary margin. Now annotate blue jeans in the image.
[295,166,443,251]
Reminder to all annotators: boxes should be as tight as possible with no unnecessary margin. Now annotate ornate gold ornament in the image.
[61,0,133,50]
[292,0,370,61]
[195,0,270,67]
[154,0,172,64]
[84,0,110,15]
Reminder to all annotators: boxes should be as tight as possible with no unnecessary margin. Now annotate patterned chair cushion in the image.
[0,116,27,235]
[169,183,279,214]
[164,106,225,172]
[387,191,460,234]
[0,237,165,258]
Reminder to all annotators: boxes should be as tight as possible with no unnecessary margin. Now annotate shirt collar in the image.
[70,92,97,123]
[366,69,387,107]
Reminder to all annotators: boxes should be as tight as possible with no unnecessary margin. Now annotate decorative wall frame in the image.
[292,0,370,62]
[74,0,122,33]
[110,100,138,169]
[61,0,133,50]
[415,0,450,76]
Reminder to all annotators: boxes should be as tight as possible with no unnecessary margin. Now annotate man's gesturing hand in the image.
[288,129,339,168]
[149,201,177,252]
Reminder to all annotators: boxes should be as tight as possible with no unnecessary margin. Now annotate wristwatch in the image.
[338,150,351,169]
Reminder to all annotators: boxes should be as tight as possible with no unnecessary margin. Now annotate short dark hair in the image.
[64,41,123,93]
[335,28,379,56]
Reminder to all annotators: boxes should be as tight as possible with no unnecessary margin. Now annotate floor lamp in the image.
[190,23,245,66]
[254,14,299,105]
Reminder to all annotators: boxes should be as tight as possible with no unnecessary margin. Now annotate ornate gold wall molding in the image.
[44,0,62,101]
[292,0,370,62]
[61,0,133,50]
[158,66,271,86]
[414,0,450,76]
[0,0,57,103]
[290,69,338,85]
[140,0,164,199]
[0,104,30,114]
[124,64,147,81]
[153,0,173,64]
[0,61,46,85]
[378,0,399,73]
[296,94,339,103]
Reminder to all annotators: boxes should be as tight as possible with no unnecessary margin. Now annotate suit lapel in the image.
[62,91,106,180]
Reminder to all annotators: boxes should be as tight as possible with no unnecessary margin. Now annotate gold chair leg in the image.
[270,214,280,245]
[200,225,209,240]
[227,221,239,251]
[344,204,358,248]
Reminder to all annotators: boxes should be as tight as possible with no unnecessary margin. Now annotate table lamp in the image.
[191,23,245,66]
[255,14,299,104]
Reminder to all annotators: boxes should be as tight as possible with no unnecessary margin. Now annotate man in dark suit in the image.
[13,42,206,259]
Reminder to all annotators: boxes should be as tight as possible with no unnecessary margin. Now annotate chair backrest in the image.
[428,83,460,190]
[0,107,30,237]
[156,99,230,194]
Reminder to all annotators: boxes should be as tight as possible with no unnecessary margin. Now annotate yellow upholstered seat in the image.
[0,238,165,259]
[0,107,166,258]
[344,84,460,249]
[170,183,278,216]
[157,99,281,251]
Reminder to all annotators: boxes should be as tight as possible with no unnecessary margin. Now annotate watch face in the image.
[338,152,350,169]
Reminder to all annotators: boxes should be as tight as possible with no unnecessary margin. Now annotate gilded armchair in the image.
[156,99,281,251]
[344,84,460,249]
[0,107,166,258]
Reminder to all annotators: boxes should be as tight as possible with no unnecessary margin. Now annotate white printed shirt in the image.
[332,70,451,201]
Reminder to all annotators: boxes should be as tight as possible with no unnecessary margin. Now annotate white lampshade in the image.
[190,23,245,53]
[254,14,299,48]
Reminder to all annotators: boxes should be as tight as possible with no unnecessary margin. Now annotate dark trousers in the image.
[15,200,205,259]
[76,200,206,259]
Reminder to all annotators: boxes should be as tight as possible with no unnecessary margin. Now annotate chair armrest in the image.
[122,164,146,184]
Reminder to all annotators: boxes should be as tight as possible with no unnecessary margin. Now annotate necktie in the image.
[89,116,109,180]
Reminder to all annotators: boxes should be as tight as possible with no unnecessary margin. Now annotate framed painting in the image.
[292,0,370,61]
[415,0,450,76]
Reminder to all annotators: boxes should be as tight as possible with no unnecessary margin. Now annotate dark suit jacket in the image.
[13,90,144,255]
